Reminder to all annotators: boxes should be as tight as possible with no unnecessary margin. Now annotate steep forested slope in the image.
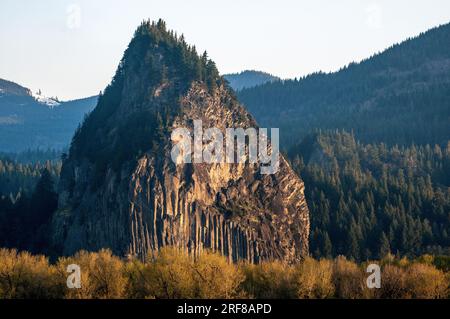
[289,131,450,260]
[238,23,450,148]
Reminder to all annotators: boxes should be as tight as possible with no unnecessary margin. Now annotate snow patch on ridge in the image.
[32,92,61,108]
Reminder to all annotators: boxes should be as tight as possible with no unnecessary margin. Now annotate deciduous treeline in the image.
[0,248,448,299]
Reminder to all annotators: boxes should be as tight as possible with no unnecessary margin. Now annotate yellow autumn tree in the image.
[140,247,197,299]
[56,249,127,299]
[404,263,448,298]
[296,257,334,299]
[124,258,149,299]
[192,251,244,298]
[375,264,408,299]
[332,256,368,299]
[0,249,62,299]
[240,261,297,299]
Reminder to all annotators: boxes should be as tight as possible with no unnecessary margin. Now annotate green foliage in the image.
[0,155,60,196]
[290,131,450,261]
[0,149,63,164]
[69,19,225,190]
[0,166,59,255]
[433,255,450,272]
[237,23,450,148]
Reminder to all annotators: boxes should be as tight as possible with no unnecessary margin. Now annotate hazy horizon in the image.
[1,0,450,100]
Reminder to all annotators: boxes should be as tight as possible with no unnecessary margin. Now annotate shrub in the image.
[296,257,334,299]
[56,249,127,299]
[0,248,62,299]
[332,256,367,298]
[124,258,149,299]
[240,261,297,298]
[376,264,408,299]
[0,247,448,299]
[140,247,196,299]
[125,248,244,299]
[432,255,450,272]
[404,263,448,298]
[192,251,244,298]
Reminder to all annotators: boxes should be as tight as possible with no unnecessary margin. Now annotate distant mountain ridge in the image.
[0,78,32,96]
[0,79,97,152]
[223,70,279,91]
[237,22,450,148]
[0,78,61,107]
[0,70,276,153]
[3,22,450,152]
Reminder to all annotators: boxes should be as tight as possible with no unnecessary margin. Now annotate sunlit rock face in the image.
[52,20,309,263]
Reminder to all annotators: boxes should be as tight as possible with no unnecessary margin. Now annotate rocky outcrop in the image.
[52,20,309,263]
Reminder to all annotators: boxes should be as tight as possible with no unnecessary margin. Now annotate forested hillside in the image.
[237,23,450,148]
[0,22,449,266]
[289,131,450,260]
[0,153,60,255]
[2,131,449,263]
[0,152,60,196]
[0,79,97,152]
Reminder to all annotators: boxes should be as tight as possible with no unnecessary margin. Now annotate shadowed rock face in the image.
[52,20,309,263]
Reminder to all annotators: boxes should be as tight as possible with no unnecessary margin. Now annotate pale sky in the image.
[1,0,450,100]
